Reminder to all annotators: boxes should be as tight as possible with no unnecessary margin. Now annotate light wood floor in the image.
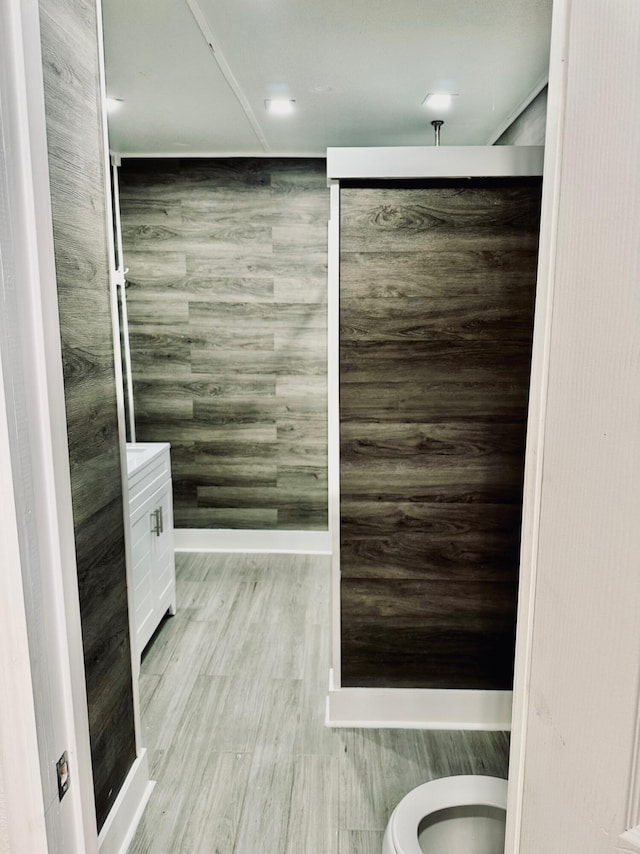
[129,553,509,853]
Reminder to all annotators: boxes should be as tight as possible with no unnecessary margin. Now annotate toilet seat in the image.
[385,775,508,854]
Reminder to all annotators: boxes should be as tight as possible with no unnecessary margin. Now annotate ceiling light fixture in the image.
[265,99,296,115]
[423,93,456,110]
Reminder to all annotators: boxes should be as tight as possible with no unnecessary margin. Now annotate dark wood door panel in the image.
[339,180,541,689]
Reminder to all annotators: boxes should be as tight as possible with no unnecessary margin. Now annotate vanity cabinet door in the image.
[150,479,175,615]
[130,499,156,656]
[130,479,176,658]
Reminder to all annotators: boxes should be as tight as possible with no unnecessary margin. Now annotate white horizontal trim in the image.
[98,750,154,854]
[486,75,549,145]
[326,145,544,180]
[114,150,328,160]
[326,670,512,730]
[174,528,331,554]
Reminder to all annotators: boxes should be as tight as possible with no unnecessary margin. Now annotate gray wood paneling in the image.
[129,553,510,852]
[38,0,136,831]
[119,158,329,530]
[340,182,541,690]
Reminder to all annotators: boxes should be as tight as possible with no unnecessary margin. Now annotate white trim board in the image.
[326,671,512,731]
[485,75,549,145]
[115,150,328,160]
[174,528,332,554]
[326,145,544,180]
[327,180,342,683]
[503,0,568,850]
[97,750,154,854]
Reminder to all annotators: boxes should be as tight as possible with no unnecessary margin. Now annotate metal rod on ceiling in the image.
[431,120,444,146]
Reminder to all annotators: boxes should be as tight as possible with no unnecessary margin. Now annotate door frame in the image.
[503,0,567,848]
[0,0,99,849]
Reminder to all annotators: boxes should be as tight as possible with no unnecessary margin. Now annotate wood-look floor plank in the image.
[139,611,187,676]
[339,728,430,832]
[232,678,303,853]
[176,751,252,853]
[295,623,339,756]
[285,754,340,854]
[207,635,272,753]
[130,553,510,853]
[129,676,230,854]
[339,830,386,854]
[139,625,219,753]
[200,579,274,675]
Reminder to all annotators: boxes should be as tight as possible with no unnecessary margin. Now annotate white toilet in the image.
[382,775,508,854]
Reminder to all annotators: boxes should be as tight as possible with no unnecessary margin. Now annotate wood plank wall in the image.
[118,158,329,530]
[38,0,136,830]
[339,179,542,689]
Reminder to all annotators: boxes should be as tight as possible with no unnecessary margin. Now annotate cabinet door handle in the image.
[157,506,163,534]
[150,508,161,536]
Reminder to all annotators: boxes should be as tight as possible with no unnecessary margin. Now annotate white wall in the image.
[515,1,640,851]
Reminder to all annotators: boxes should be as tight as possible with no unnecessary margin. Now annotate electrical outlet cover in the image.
[56,751,69,801]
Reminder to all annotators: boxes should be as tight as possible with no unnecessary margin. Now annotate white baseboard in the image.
[173,528,332,554]
[98,750,155,854]
[326,670,512,730]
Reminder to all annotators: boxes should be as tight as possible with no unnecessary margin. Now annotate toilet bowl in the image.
[382,775,507,854]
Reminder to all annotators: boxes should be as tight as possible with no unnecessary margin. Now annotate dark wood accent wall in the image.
[118,158,329,530]
[38,0,136,830]
[339,180,541,689]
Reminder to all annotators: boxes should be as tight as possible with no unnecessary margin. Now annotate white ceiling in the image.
[102,0,553,157]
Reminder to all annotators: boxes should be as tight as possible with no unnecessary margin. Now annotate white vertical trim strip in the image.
[327,180,342,685]
[110,156,136,442]
[185,0,270,152]
[95,0,145,758]
[97,751,154,854]
[504,1,570,852]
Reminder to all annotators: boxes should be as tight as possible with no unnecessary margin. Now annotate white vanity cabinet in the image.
[126,443,176,660]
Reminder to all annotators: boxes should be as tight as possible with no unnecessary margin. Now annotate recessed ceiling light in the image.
[106,97,124,112]
[423,93,456,110]
[265,99,296,115]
